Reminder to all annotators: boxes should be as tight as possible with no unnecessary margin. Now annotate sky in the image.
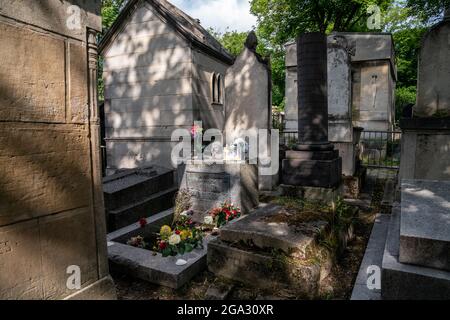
[170,0,257,33]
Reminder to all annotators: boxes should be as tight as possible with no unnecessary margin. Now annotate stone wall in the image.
[0,0,115,299]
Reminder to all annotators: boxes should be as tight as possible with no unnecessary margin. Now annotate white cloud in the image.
[170,0,256,32]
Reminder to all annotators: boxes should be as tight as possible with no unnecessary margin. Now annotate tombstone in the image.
[399,14,450,181]
[381,13,450,300]
[224,31,275,191]
[0,1,115,299]
[327,35,360,177]
[282,33,342,203]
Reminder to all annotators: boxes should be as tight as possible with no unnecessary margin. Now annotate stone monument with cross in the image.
[282,33,342,203]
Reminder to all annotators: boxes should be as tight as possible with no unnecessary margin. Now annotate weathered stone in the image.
[416,20,450,117]
[205,283,234,300]
[108,212,213,289]
[382,204,450,300]
[207,239,323,299]
[281,184,343,206]
[108,186,178,231]
[219,204,326,258]
[399,180,450,271]
[0,123,91,226]
[0,0,114,299]
[69,42,89,123]
[0,22,66,123]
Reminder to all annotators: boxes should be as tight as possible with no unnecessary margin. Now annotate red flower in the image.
[159,241,167,250]
[139,218,147,228]
[175,230,181,235]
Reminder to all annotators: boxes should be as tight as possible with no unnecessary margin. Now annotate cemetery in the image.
[0,0,449,302]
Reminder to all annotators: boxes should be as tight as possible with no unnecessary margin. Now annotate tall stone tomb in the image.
[0,1,116,299]
[399,13,450,181]
[282,33,342,202]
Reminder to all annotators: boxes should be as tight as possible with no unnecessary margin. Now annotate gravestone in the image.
[282,33,342,202]
[180,161,259,222]
[224,32,275,191]
[399,14,450,181]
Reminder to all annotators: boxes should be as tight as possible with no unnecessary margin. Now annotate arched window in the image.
[211,73,224,105]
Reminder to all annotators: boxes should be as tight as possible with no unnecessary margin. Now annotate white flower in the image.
[169,234,181,246]
[204,216,214,225]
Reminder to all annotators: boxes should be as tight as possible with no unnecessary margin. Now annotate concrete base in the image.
[282,149,342,188]
[219,203,327,258]
[399,180,450,271]
[107,209,212,289]
[207,238,327,299]
[381,203,450,300]
[64,276,117,300]
[280,183,343,206]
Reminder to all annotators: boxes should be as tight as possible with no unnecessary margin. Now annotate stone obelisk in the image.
[282,33,342,191]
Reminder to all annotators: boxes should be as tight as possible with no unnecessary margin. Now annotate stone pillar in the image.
[282,33,342,193]
[296,33,332,150]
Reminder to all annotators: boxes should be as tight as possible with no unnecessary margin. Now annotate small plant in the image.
[205,201,241,228]
[174,189,192,223]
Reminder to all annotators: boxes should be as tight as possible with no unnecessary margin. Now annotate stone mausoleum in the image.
[100,0,275,191]
[285,32,397,134]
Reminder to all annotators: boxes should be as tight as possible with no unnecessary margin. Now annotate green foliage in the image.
[395,86,416,121]
[406,0,450,23]
[101,0,127,33]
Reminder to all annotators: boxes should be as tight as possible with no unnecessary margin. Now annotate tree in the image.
[101,0,128,34]
[406,0,450,23]
[250,0,393,47]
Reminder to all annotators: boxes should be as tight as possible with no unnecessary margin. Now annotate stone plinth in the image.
[399,118,450,181]
[382,204,450,300]
[399,180,450,271]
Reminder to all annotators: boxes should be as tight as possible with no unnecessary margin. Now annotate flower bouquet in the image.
[156,215,203,257]
[205,201,241,228]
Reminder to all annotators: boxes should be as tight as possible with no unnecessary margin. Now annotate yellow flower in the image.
[160,225,172,239]
[180,230,192,241]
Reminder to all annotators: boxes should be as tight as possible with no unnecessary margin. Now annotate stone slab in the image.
[107,208,213,289]
[399,180,450,271]
[107,186,178,231]
[381,203,450,300]
[351,214,390,300]
[219,203,326,258]
[282,155,342,188]
[207,238,323,299]
[103,166,174,210]
[280,184,343,206]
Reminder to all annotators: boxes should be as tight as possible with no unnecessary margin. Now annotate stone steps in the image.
[399,180,450,271]
[103,166,178,231]
[381,203,450,300]
[108,186,178,231]
[103,167,175,211]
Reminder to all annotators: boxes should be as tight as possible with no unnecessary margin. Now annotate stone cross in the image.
[295,32,333,151]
